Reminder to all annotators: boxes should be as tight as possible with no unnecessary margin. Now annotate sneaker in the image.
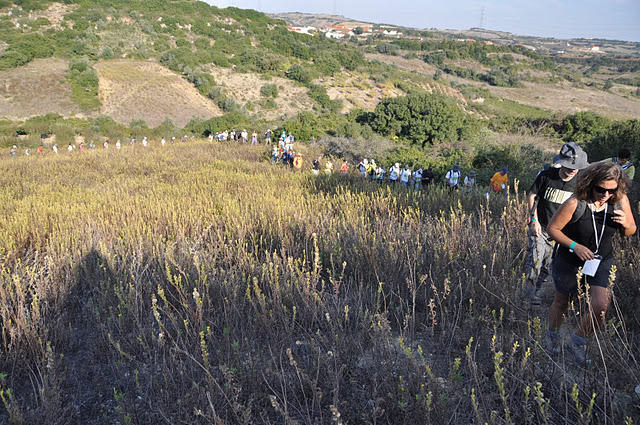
[544,330,560,355]
[524,286,542,306]
[567,334,592,368]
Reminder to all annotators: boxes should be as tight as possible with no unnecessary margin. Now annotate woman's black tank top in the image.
[556,203,621,267]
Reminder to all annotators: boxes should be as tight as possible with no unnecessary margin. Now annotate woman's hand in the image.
[613,209,627,227]
[573,243,595,261]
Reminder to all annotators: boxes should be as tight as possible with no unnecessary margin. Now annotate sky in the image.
[204,0,640,42]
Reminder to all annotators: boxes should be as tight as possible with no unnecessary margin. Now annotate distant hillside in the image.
[0,0,639,133]
[0,0,381,126]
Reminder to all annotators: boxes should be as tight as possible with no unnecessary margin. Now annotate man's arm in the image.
[527,192,542,236]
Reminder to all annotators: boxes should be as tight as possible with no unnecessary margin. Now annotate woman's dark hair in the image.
[575,162,628,204]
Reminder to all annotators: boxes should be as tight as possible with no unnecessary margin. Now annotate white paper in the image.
[583,258,601,277]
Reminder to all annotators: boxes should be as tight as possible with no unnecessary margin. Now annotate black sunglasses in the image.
[593,185,618,195]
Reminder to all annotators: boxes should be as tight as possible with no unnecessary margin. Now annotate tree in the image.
[561,112,611,143]
[370,93,467,146]
[353,27,364,35]
[585,119,640,161]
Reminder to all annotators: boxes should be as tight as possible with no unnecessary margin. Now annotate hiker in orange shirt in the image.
[490,168,509,193]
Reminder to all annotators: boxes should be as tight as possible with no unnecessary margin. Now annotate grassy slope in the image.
[96,60,222,127]
[0,142,638,423]
[0,58,78,119]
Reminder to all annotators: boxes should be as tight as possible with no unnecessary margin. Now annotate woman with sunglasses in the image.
[546,162,636,366]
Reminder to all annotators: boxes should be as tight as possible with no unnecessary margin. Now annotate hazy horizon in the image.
[205,0,640,43]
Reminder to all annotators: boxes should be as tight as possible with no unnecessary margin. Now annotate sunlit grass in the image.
[0,140,638,423]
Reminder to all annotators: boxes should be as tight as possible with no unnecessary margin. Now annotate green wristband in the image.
[530,217,538,223]
[569,241,577,252]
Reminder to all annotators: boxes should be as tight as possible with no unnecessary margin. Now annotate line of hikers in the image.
[7,134,201,155]
[7,128,291,157]
[291,155,515,194]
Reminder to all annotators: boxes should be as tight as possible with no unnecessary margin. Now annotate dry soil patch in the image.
[314,70,406,113]
[208,66,315,119]
[489,81,640,120]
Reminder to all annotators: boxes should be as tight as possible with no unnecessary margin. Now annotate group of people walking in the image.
[7,134,201,156]
[524,144,636,367]
[211,129,264,145]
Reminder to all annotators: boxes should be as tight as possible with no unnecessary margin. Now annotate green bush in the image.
[222,97,239,113]
[259,98,277,110]
[472,143,548,188]
[307,84,342,113]
[208,87,226,105]
[584,119,640,163]
[560,112,611,143]
[260,83,278,98]
[68,59,101,111]
[286,63,312,84]
[313,53,341,76]
[186,112,251,136]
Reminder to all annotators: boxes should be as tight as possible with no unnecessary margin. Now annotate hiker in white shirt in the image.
[413,168,423,189]
[463,170,477,192]
[445,165,462,190]
[389,163,400,184]
[400,166,411,186]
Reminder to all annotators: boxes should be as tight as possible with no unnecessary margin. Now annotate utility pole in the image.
[479,6,485,29]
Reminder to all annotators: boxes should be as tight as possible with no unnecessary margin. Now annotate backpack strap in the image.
[570,200,587,224]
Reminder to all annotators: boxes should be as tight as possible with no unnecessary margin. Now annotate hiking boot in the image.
[567,334,592,368]
[524,286,542,306]
[544,330,561,355]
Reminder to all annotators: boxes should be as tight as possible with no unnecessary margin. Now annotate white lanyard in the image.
[590,203,607,254]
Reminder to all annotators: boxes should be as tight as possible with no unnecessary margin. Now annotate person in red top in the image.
[340,160,349,174]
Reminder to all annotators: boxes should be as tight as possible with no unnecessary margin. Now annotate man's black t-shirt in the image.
[528,168,578,227]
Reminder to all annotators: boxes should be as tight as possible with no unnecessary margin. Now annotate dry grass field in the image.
[0,142,638,424]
